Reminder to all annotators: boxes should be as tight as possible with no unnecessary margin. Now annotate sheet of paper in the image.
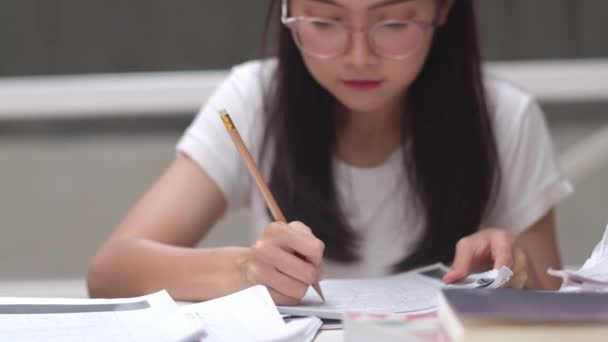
[0,290,202,342]
[549,223,608,291]
[577,223,608,282]
[179,285,321,342]
[278,263,513,320]
[583,223,608,268]
[278,316,322,342]
[416,263,513,289]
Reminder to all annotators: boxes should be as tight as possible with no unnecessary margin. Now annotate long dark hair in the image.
[260,0,500,270]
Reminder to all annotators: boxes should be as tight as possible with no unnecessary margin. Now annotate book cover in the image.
[438,288,608,342]
[441,288,608,323]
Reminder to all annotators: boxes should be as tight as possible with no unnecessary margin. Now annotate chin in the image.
[342,103,386,114]
[329,85,404,114]
[336,95,396,115]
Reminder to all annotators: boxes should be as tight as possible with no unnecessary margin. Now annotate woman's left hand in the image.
[443,228,530,288]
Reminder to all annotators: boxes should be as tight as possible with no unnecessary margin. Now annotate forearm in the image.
[517,210,562,290]
[521,244,562,290]
[87,238,251,301]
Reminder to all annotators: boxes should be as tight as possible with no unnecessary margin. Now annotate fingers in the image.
[287,221,325,266]
[317,262,324,283]
[264,221,325,266]
[445,229,515,283]
[446,228,529,289]
[245,260,309,305]
[489,230,515,270]
[501,247,528,289]
[243,221,325,305]
[268,288,302,306]
[254,243,319,285]
[443,236,479,283]
[289,221,313,234]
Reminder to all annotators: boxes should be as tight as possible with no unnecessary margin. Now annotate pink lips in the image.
[343,80,383,91]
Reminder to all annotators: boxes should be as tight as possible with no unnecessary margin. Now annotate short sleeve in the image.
[176,61,269,211]
[485,96,574,235]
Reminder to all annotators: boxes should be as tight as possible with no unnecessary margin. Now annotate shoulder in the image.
[481,78,573,233]
[483,76,543,136]
[225,58,278,92]
[484,76,537,121]
[180,59,279,148]
[176,59,278,210]
[203,58,278,125]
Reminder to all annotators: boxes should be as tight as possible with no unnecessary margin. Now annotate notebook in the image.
[278,263,512,319]
[438,288,608,342]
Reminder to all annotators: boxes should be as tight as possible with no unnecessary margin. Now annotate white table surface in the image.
[0,279,342,341]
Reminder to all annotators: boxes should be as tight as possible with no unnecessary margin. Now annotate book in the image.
[438,288,608,342]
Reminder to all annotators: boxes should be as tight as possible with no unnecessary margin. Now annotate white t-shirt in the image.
[177,59,573,278]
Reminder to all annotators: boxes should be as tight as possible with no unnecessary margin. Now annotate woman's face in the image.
[289,0,447,115]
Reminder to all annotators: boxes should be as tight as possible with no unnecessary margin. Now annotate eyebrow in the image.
[306,0,414,10]
[369,0,414,10]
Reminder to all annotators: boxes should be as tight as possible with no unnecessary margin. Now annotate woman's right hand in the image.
[239,221,325,305]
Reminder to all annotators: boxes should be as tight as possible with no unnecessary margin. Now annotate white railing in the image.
[0,59,607,183]
[0,59,607,119]
[0,70,227,120]
[487,59,608,103]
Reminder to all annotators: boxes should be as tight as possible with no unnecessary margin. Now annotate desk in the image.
[0,279,342,341]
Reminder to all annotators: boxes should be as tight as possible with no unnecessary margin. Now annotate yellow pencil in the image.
[218,109,325,302]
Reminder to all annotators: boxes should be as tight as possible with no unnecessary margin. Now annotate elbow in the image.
[86,246,117,298]
[87,237,152,299]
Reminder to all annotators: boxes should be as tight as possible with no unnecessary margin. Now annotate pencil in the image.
[218,109,325,302]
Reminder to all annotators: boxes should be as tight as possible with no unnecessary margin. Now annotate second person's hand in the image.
[239,221,325,305]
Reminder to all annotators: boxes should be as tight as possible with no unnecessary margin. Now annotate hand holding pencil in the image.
[218,109,326,304]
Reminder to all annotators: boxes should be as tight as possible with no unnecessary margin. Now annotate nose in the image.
[343,31,379,68]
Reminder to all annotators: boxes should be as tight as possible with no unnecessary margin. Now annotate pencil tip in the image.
[218,109,228,116]
[313,283,326,302]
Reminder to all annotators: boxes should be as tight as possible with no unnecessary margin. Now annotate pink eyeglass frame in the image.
[280,0,446,59]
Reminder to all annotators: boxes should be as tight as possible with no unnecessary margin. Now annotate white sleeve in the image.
[485,98,574,235]
[176,62,265,211]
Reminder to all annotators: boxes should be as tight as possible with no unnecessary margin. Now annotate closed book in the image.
[438,288,608,342]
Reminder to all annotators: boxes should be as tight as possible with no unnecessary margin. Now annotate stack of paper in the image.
[279,263,512,320]
[0,286,322,342]
[0,290,203,342]
[179,285,322,342]
[549,223,608,291]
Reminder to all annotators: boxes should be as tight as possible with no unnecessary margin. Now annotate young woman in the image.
[88,0,573,304]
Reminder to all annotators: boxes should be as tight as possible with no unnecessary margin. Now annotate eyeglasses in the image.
[281,0,437,60]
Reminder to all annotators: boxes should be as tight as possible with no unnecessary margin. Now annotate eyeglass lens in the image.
[289,19,425,58]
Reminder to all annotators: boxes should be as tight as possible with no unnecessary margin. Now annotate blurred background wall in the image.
[2,0,608,76]
[1,0,607,280]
